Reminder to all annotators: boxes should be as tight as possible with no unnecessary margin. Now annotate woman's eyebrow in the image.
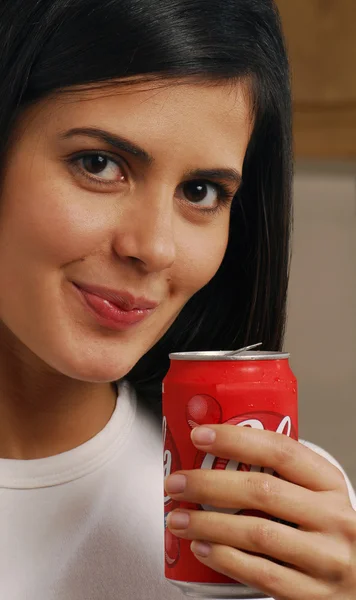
[60,127,242,187]
[60,127,154,164]
[184,168,242,188]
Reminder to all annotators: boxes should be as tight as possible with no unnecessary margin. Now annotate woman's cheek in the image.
[6,182,111,266]
[176,221,229,295]
[1,140,113,264]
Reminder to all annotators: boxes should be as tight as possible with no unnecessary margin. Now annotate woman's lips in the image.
[72,283,157,331]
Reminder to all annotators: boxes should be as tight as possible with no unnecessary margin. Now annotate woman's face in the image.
[0,80,252,382]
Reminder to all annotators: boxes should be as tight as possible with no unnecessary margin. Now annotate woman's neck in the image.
[0,326,117,460]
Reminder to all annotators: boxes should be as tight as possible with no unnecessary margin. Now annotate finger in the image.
[190,541,329,600]
[191,424,347,493]
[165,469,331,529]
[167,510,347,581]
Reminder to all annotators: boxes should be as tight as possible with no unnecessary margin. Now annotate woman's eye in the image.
[72,153,125,183]
[178,180,226,210]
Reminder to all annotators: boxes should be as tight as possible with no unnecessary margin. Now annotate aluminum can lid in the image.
[169,350,290,361]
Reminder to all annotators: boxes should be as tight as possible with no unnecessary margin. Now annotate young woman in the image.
[0,1,355,599]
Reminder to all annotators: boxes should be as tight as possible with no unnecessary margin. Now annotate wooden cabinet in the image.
[276,0,356,158]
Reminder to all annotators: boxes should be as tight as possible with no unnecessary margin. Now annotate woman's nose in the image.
[112,192,177,273]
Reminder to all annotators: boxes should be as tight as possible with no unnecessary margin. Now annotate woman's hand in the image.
[164,425,356,599]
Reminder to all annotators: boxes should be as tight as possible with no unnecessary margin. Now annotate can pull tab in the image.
[224,342,263,356]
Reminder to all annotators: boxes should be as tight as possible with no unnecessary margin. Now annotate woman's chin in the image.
[46,352,138,384]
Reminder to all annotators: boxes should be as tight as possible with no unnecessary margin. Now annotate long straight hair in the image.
[0,0,293,413]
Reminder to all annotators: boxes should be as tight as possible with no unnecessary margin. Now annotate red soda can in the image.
[163,350,298,599]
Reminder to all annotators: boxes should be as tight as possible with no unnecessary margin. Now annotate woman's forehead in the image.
[17,79,253,166]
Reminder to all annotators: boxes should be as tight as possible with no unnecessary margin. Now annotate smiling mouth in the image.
[72,282,158,331]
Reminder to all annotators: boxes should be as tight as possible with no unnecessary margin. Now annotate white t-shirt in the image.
[0,381,354,600]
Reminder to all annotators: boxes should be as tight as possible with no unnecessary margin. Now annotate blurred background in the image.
[275,1,356,484]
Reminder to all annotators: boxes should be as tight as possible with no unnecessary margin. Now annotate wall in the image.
[285,163,356,485]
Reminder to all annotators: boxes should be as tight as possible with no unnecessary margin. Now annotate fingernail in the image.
[191,541,212,557]
[167,511,190,530]
[191,427,216,445]
[165,474,187,494]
